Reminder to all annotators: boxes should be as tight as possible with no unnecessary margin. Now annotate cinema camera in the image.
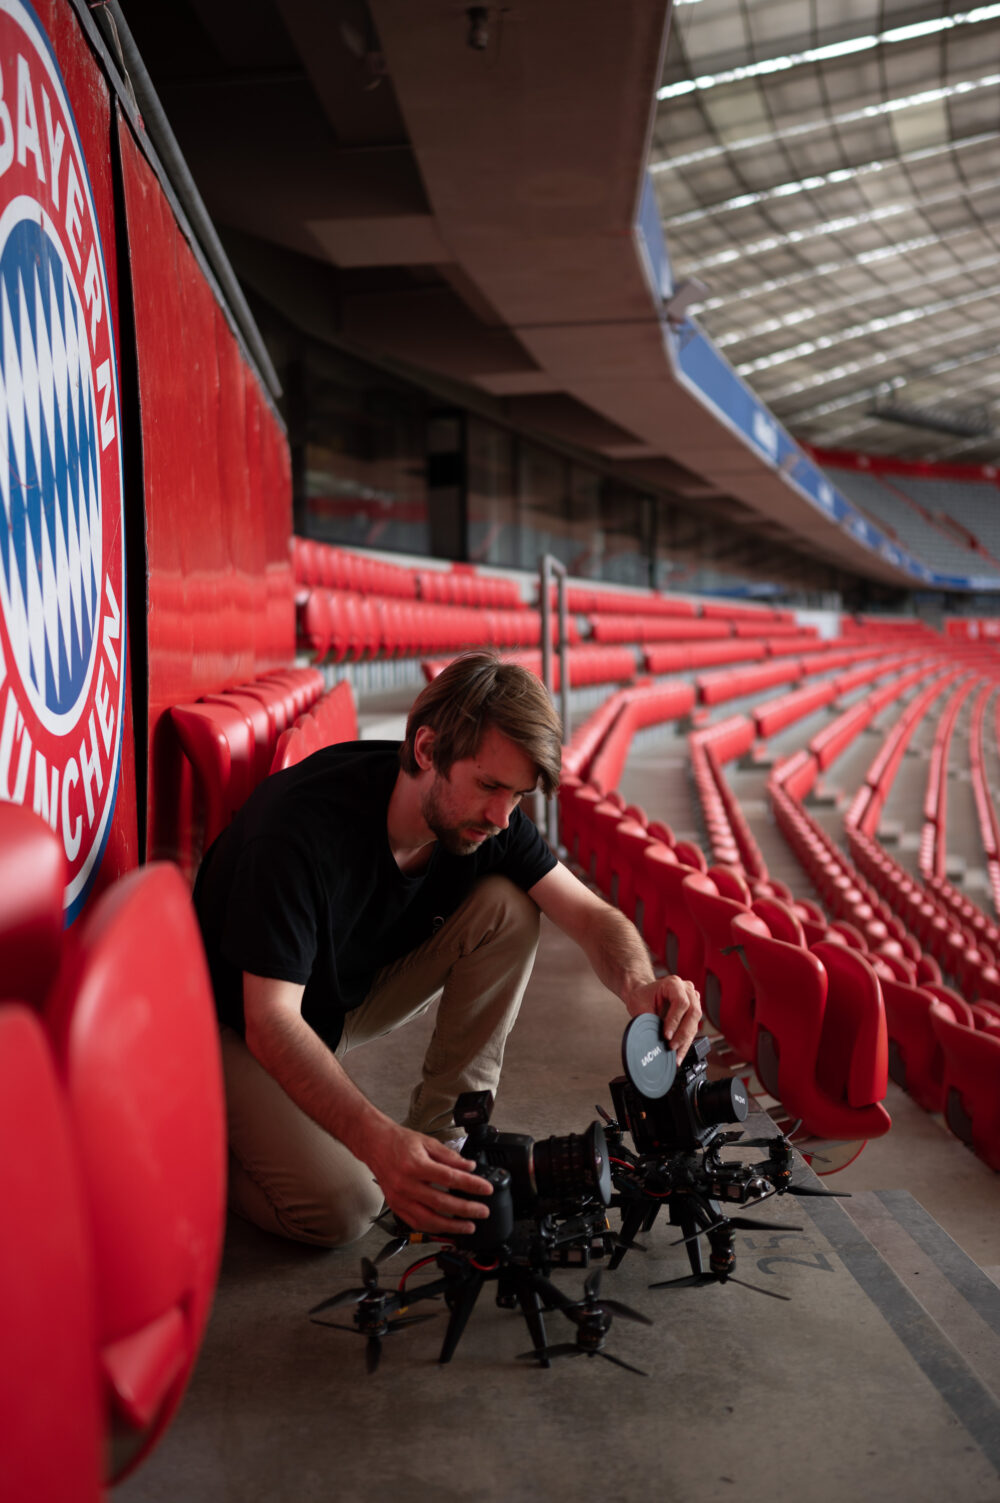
[309,1092,653,1373]
[450,1088,612,1254]
[602,1015,837,1295]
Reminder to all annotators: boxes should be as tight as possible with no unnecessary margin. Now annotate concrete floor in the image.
[117,676,1000,1503]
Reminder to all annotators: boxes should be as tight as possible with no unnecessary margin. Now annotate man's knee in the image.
[228,1149,384,1249]
[473,874,541,949]
[276,1188,383,1249]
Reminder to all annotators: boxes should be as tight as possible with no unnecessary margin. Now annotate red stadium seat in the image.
[928,1004,1000,1171]
[45,864,226,1480]
[170,700,256,848]
[682,871,754,1059]
[634,843,706,984]
[735,923,891,1142]
[0,1005,102,1503]
[0,802,66,1006]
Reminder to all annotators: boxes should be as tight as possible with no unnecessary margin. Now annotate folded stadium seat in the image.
[706,865,751,904]
[750,876,795,903]
[738,924,891,1145]
[750,894,806,946]
[729,910,827,1114]
[235,678,293,741]
[258,666,324,715]
[671,840,707,873]
[312,680,359,744]
[202,690,277,785]
[681,870,755,1059]
[297,588,333,661]
[928,1004,1000,1171]
[291,535,320,589]
[170,700,256,848]
[577,794,626,884]
[870,943,918,984]
[0,803,67,1007]
[922,982,977,1029]
[809,941,891,1127]
[827,919,867,950]
[915,952,944,986]
[605,817,655,920]
[881,977,960,1112]
[634,843,706,985]
[0,1005,102,1503]
[45,864,226,1481]
[271,717,325,773]
[590,800,633,897]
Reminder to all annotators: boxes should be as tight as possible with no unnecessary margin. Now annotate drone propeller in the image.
[780,1182,850,1198]
[308,1256,381,1315]
[564,1268,653,1328]
[310,1311,439,1372]
[517,1343,648,1376]
[649,1270,791,1301]
[669,1212,802,1249]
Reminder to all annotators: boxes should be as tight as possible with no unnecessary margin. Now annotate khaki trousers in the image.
[222,875,541,1247]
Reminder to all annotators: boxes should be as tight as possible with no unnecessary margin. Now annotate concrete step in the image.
[839,1189,1000,1404]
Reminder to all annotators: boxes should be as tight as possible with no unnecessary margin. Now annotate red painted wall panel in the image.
[0,0,137,920]
[116,117,293,871]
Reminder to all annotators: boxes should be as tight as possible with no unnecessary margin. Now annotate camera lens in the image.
[531,1121,612,1208]
[692,1075,750,1130]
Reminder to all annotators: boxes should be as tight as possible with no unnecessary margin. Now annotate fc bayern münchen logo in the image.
[0,0,125,921]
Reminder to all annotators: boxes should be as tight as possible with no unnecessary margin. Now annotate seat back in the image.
[45,864,226,1480]
[880,977,948,1113]
[928,1004,1000,1170]
[682,870,752,1045]
[0,803,66,1005]
[635,843,705,982]
[811,941,889,1108]
[731,915,828,1106]
[751,895,805,946]
[0,1005,102,1503]
[170,701,256,848]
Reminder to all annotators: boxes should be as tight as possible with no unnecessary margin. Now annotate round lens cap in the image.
[622,1014,677,1100]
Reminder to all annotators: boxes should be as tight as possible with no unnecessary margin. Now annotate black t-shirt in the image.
[192,740,557,1049]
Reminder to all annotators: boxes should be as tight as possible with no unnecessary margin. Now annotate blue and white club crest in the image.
[0,0,126,920]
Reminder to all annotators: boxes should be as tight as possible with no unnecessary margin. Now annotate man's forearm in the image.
[576,902,657,1013]
[244,1004,393,1164]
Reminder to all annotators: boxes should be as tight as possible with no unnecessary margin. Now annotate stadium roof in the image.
[653,0,1000,466]
[114,0,1000,591]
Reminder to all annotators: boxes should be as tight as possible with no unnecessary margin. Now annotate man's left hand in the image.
[625,974,702,1061]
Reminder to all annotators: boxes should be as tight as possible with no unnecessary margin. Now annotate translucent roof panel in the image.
[652,0,1000,465]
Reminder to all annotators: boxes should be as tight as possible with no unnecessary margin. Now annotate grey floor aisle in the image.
[117,673,1000,1503]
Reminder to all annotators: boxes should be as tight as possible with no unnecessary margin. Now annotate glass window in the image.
[467,419,517,566]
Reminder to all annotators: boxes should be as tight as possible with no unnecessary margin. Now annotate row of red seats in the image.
[771,723,1000,1171]
[557,781,890,1147]
[171,667,326,852]
[292,535,418,598]
[297,588,581,663]
[421,646,637,691]
[689,719,766,879]
[2,803,224,1499]
[292,535,525,608]
[566,644,999,1171]
[641,635,884,676]
[271,681,358,773]
[586,680,696,795]
[919,677,977,880]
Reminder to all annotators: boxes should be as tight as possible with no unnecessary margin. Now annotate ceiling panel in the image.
[652,0,1000,463]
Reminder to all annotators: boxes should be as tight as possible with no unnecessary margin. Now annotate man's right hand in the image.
[365,1122,495,1237]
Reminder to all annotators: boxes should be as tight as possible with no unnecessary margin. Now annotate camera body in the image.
[454,1090,611,1227]
[610,1018,748,1158]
